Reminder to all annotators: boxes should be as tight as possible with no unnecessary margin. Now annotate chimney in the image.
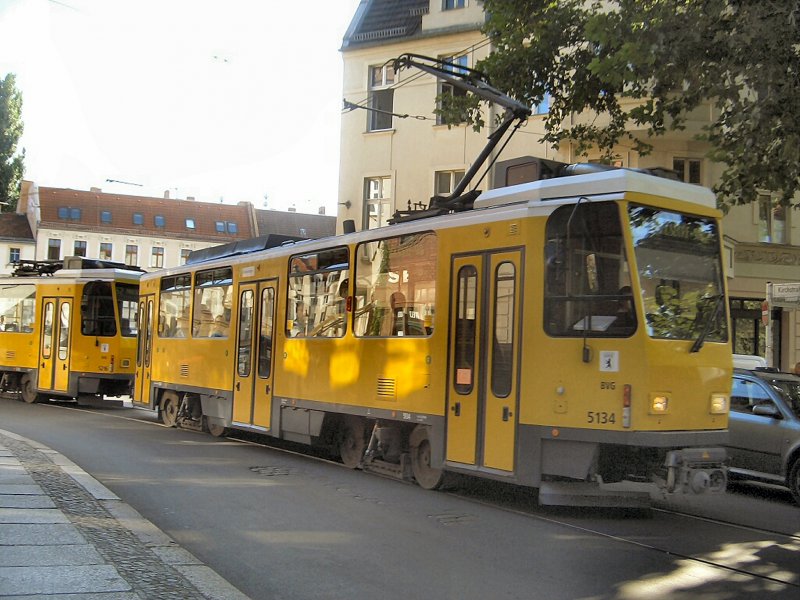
[318,206,326,215]
[186,196,195,201]
[164,190,170,199]
[90,187,102,193]
[288,207,297,213]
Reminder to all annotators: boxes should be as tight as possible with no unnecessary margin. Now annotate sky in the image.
[0,0,362,214]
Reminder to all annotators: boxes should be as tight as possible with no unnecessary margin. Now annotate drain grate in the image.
[250,465,295,476]
[428,512,478,526]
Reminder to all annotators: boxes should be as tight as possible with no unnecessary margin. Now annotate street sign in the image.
[769,282,800,308]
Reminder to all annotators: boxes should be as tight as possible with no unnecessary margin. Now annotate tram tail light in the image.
[622,384,631,428]
[710,393,728,414]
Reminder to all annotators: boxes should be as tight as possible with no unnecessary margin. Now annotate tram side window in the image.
[193,267,233,338]
[544,202,635,338]
[115,283,138,337]
[354,232,436,337]
[158,274,191,338]
[0,284,35,332]
[287,247,349,338]
[81,281,117,336]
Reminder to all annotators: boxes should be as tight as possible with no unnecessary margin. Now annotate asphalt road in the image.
[1,397,798,600]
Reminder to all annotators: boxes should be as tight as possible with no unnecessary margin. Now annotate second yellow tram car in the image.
[135,167,731,505]
[0,257,142,404]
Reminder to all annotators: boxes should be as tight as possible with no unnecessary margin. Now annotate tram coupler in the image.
[661,447,727,495]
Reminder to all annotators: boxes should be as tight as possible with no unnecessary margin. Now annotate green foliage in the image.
[455,0,800,208]
[0,73,25,212]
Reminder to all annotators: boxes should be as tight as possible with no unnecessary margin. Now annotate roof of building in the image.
[255,209,336,240]
[37,186,256,242]
[342,0,429,48]
[0,213,34,242]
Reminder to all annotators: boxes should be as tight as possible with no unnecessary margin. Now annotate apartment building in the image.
[16,181,336,273]
[339,0,800,369]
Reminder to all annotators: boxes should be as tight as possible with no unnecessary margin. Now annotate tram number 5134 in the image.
[587,411,616,424]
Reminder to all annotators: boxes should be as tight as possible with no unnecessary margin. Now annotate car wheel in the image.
[788,459,800,506]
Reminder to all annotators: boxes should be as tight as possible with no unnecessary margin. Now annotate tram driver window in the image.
[544,202,636,338]
[353,232,437,338]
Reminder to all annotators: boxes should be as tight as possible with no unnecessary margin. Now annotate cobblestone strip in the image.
[1,432,209,600]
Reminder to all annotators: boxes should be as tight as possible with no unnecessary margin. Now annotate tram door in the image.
[135,295,154,406]
[38,297,72,393]
[447,251,522,472]
[233,281,276,430]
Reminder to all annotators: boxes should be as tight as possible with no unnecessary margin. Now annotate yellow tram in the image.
[0,257,142,404]
[135,166,732,505]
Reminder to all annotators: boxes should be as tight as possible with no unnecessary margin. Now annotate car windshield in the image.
[770,379,800,418]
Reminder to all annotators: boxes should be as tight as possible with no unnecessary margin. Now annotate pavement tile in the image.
[0,545,104,567]
[0,508,69,524]
[0,494,55,509]
[0,484,44,495]
[0,565,131,595]
[0,523,86,546]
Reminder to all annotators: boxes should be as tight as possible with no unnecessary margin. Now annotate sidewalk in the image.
[0,428,250,599]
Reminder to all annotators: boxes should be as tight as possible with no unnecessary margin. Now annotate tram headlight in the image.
[710,393,728,414]
[649,394,669,414]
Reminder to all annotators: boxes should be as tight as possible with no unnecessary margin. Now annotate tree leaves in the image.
[0,73,25,212]
[463,0,800,207]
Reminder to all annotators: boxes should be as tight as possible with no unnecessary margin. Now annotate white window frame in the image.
[758,193,787,244]
[364,176,392,230]
[672,157,702,184]
[437,54,469,125]
[368,64,395,132]
[150,246,164,268]
[434,169,465,196]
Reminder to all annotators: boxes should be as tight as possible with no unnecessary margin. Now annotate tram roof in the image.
[474,168,717,210]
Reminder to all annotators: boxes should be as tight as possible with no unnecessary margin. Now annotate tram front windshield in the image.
[628,205,727,342]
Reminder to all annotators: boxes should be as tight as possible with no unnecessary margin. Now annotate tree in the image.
[444,1,800,209]
[0,73,24,212]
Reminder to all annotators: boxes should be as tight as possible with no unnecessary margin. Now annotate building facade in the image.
[17,181,336,273]
[0,213,35,275]
[338,0,800,369]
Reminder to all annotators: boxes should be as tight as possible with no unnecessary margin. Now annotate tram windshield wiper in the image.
[689,294,724,353]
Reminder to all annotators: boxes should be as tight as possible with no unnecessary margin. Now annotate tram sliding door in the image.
[447,250,522,473]
[135,295,154,406]
[38,297,72,394]
[233,280,276,430]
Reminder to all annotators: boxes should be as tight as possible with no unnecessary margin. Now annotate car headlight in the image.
[650,394,669,414]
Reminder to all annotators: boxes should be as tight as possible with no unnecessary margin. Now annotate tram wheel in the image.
[20,375,41,404]
[203,416,227,438]
[338,416,366,468]
[411,437,444,490]
[160,391,180,428]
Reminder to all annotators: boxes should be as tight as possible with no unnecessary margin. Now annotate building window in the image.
[180,249,191,265]
[437,55,468,125]
[133,213,144,226]
[48,239,61,260]
[154,215,166,228]
[435,170,465,196]
[215,221,225,233]
[673,158,702,184]
[150,247,164,268]
[185,218,195,230]
[533,92,551,115]
[100,210,112,224]
[364,176,392,230]
[57,207,81,221]
[9,247,20,264]
[125,244,138,266]
[227,222,238,234]
[443,0,467,9]
[368,64,395,132]
[73,240,87,257]
[730,298,768,357]
[99,242,113,260]
[758,194,787,244]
